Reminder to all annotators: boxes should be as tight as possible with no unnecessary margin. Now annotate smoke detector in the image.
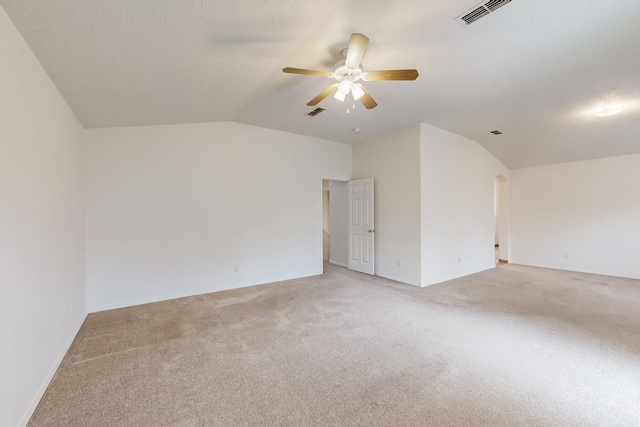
[456,0,512,26]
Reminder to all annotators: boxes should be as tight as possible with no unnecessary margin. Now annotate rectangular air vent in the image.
[456,0,512,26]
[459,6,490,25]
[306,107,325,117]
[485,0,511,12]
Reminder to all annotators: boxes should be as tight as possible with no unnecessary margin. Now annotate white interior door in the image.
[348,178,374,275]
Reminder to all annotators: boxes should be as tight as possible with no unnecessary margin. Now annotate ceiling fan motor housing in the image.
[332,60,364,83]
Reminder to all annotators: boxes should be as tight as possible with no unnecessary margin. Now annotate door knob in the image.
[368,229,374,233]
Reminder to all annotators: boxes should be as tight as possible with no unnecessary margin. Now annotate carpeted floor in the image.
[28,263,640,426]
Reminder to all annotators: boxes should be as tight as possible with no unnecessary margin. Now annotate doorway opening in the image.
[322,179,348,270]
[494,174,509,264]
[322,178,375,275]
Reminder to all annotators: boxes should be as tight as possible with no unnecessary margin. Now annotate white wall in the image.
[329,181,348,267]
[0,6,87,426]
[511,153,640,279]
[85,122,351,312]
[420,123,509,286]
[352,124,422,286]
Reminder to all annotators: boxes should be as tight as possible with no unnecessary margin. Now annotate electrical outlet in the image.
[234,266,240,273]
[458,257,462,264]
[564,252,570,259]
[396,260,401,267]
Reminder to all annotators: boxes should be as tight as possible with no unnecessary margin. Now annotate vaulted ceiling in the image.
[3,0,640,168]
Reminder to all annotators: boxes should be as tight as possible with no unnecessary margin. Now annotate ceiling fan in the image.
[283,33,419,111]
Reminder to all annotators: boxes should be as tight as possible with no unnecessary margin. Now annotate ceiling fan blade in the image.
[283,67,332,77]
[307,84,339,106]
[365,69,419,81]
[345,33,369,69]
[359,86,378,110]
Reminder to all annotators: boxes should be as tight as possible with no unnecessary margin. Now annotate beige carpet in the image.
[29,263,640,426]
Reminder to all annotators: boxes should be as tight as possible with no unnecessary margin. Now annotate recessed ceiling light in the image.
[593,104,623,117]
[490,130,503,135]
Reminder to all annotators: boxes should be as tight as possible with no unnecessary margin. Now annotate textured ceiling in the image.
[2,0,640,168]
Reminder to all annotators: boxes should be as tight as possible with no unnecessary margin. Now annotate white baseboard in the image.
[508,260,640,280]
[19,312,87,427]
[88,271,325,313]
[375,272,420,287]
[420,264,496,287]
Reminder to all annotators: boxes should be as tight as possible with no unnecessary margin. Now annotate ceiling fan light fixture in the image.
[338,79,351,95]
[351,83,365,101]
[283,33,419,111]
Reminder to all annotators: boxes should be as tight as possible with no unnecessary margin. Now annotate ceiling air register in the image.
[456,0,513,26]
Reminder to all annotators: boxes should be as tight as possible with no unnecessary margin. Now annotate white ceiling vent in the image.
[456,0,512,26]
